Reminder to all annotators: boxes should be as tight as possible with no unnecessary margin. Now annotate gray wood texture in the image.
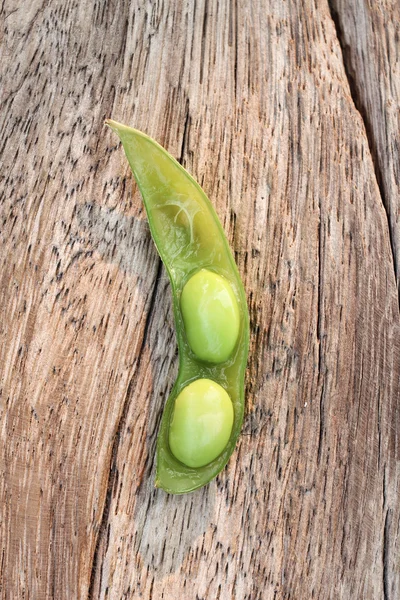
[1,1,399,598]
[329,0,400,292]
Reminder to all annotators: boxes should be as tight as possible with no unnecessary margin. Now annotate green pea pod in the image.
[106,120,249,494]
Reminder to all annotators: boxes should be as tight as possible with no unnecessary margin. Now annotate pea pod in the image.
[106,120,249,494]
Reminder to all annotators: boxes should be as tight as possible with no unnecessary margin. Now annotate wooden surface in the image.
[1,1,399,599]
[329,0,400,292]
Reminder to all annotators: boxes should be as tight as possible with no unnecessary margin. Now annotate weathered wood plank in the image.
[0,1,399,599]
[329,0,400,292]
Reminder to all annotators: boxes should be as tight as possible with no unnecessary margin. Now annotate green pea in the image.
[106,120,249,494]
[180,269,240,363]
[169,378,234,468]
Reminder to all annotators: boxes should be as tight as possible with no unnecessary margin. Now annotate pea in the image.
[180,269,240,363]
[169,378,234,468]
[106,120,249,494]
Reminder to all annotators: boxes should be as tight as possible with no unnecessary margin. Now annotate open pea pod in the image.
[106,120,249,494]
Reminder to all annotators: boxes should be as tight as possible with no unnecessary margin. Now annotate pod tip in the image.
[105,118,120,131]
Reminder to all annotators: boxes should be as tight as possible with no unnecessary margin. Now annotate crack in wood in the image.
[87,258,162,598]
[317,193,325,464]
[383,508,390,600]
[327,0,399,306]
[179,100,191,166]
[136,258,163,370]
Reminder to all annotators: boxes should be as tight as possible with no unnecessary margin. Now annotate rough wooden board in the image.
[328,0,400,292]
[0,1,399,600]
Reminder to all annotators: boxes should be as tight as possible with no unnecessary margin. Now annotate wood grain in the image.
[328,0,400,294]
[0,1,399,599]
